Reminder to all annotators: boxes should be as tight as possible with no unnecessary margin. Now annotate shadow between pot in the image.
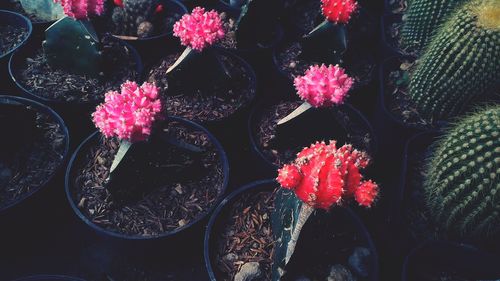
[402,240,500,281]
[11,275,86,281]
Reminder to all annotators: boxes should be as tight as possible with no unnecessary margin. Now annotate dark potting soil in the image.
[215,190,276,281]
[18,35,139,103]
[217,13,237,50]
[255,101,373,167]
[287,0,321,36]
[0,24,27,56]
[109,6,182,38]
[385,2,420,57]
[386,58,432,127]
[0,106,65,209]
[71,122,224,236]
[147,51,255,123]
[276,42,375,91]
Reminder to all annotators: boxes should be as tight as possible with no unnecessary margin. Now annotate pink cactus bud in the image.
[92,81,163,143]
[277,141,378,209]
[173,7,226,51]
[355,180,379,207]
[321,0,358,24]
[294,64,354,108]
[55,0,104,20]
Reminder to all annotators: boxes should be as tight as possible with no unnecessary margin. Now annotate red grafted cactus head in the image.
[294,64,354,108]
[276,141,378,209]
[55,0,105,19]
[321,0,358,24]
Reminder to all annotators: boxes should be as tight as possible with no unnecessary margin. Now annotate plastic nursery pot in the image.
[371,55,427,182]
[0,1,59,40]
[11,275,86,281]
[0,95,70,233]
[106,0,188,61]
[248,95,378,173]
[216,0,243,19]
[64,116,229,251]
[402,240,500,281]
[8,36,143,138]
[0,10,32,92]
[204,179,380,281]
[380,13,406,57]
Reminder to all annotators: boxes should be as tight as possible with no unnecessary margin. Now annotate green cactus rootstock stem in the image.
[408,0,500,122]
[424,106,500,239]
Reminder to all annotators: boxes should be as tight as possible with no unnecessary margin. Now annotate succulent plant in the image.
[424,106,500,239]
[277,141,378,209]
[294,64,354,108]
[408,0,500,122]
[55,0,104,19]
[111,0,160,37]
[321,0,358,24]
[401,0,469,51]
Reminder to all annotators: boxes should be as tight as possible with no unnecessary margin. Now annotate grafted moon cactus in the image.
[321,0,358,24]
[277,141,379,209]
[55,0,104,19]
[294,64,354,108]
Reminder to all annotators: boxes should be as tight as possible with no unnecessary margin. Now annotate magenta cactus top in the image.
[294,64,354,108]
[321,0,358,24]
[55,0,105,20]
[92,81,163,143]
[173,7,226,51]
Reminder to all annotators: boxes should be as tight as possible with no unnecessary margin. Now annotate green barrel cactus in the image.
[401,0,469,51]
[424,106,500,239]
[408,0,500,122]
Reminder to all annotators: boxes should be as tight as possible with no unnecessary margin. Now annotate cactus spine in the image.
[424,106,500,239]
[401,0,468,51]
[408,0,500,122]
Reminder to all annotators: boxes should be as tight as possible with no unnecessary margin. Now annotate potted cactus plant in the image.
[147,7,256,124]
[0,95,69,232]
[8,0,142,110]
[0,0,65,36]
[65,80,229,239]
[205,140,380,280]
[248,63,376,170]
[393,106,500,253]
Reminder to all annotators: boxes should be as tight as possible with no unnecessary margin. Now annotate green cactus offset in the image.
[112,0,159,37]
[401,0,469,51]
[424,106,500,239]
[408,0,500,122]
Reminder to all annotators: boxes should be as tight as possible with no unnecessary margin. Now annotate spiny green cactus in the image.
[424,106,500,239]
[408,0,500,122]
[112,0,158,37]
[401,0,469,51]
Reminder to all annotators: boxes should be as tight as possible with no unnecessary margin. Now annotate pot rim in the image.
[0,9,33,61]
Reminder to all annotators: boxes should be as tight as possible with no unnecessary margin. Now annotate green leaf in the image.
[301,20,347,65]
[20,0,65,22]
[109,140,133,175]
[43,17,101,77]
[271,189,314,281]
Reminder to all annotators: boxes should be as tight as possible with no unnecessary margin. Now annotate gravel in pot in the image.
[0,10,31,59]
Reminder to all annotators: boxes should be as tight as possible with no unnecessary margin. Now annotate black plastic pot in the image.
[8,36,143,140]
[0,95,70,236]
[402,240,500,281]
[204,179,379,281]
[105,0,188,62]
[0,10,32,93]
[0,2,48,39]
[248,96,378,174]
[216,0,242,18]
[380,13,405,57]
[64,116,229,254]
[12,275,85,281]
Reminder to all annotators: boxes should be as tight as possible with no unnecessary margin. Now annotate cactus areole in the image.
[277,141,379,210]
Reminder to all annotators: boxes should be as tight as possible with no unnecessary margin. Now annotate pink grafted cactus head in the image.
[294,64,354,108]
[92,81,163,143]
[173,7,226,51]
[55,0,105,19]
[276,141,378,209]
[321,0,358,24]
